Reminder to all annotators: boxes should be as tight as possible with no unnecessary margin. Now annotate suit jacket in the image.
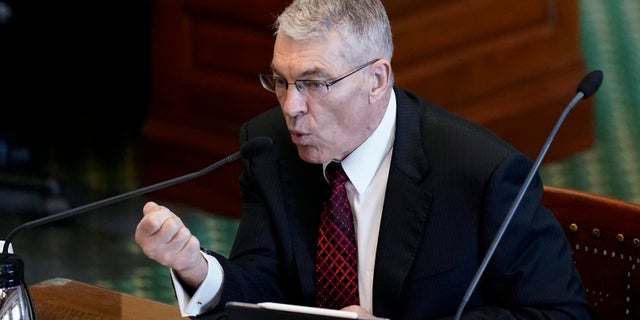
[200,88,591,319]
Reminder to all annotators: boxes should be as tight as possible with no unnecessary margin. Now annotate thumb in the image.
[142,201,161,215]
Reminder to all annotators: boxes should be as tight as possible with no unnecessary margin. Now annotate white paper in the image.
[257,302,359,319]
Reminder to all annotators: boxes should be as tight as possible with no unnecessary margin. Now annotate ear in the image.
[369,59,392,103]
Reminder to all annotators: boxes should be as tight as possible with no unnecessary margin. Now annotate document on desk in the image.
[226,301,390,320]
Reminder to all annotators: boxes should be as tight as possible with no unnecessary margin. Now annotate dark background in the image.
[0,0,150,179]
[0,1,151,217]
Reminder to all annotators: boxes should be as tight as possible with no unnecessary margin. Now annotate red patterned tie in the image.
[315,162,359,309]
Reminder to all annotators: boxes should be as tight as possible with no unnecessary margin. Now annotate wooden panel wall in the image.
[144,0,592,217]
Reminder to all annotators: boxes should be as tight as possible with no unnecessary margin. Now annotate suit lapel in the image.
[373,89,432,311]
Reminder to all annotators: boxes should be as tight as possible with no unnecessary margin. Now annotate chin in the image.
[297,146,325,164]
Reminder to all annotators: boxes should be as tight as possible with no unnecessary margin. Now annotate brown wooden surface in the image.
[542,186,640,319]
[144,0,592,217]
[29,278,182,320]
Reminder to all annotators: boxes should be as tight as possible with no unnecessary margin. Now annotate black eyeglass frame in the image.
[259,59,380,96]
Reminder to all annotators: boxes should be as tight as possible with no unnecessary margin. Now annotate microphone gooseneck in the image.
[453,70,603,320]
[1,137,273,255]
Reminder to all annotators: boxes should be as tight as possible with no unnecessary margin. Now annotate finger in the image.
[136,203,179,237]
[142,201,161,215]
[153,214,186,243]
[149,222,201,269]
[135,216,185,263]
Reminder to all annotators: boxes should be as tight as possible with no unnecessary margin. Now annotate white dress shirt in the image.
[173,91,397,316]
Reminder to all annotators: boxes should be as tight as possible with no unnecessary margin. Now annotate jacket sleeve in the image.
[458,152,592,319]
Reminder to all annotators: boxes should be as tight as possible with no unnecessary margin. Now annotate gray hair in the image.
[274,0,394,65]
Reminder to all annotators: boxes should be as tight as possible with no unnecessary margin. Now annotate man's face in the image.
[271,30,380,164]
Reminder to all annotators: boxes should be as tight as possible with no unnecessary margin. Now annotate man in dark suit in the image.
[135,0,591,319]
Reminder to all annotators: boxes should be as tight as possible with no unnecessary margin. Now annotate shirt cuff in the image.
[172,251,224,317]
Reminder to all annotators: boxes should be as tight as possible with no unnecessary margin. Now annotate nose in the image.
[280,87,308,118]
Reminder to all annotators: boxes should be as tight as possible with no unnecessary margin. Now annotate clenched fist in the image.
[135,201,208,289]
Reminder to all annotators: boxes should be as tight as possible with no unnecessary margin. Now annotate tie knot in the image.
[326,162,348,187]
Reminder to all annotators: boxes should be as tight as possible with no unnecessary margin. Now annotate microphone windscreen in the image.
[577,70,603,98]
[241,137,273,159]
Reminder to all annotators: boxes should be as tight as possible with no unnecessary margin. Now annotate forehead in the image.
[271,31,349,77]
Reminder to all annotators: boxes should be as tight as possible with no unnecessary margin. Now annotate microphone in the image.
[1,136,273,255]
[453,70,603,319]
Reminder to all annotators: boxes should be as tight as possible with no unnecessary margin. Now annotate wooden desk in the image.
[29,278,182,320]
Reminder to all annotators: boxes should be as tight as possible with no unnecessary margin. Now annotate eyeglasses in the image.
[259,59,379,99]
